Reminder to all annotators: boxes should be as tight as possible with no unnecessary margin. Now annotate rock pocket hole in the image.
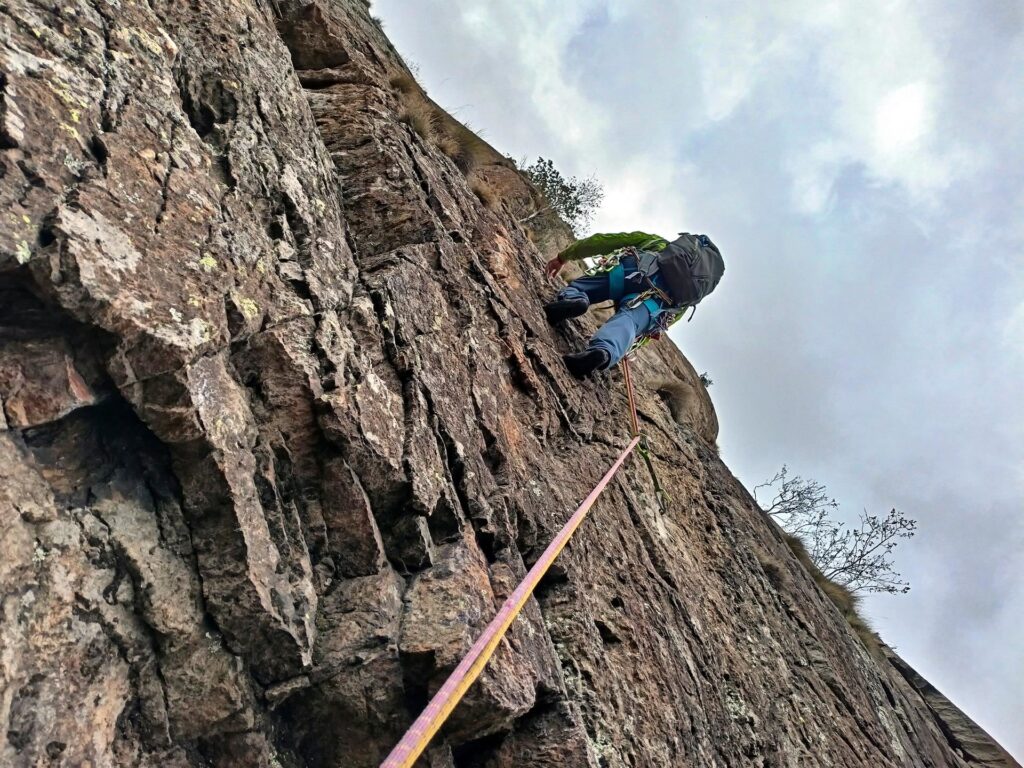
[594,619,622,646]
[45,741,67,759]
[37,225,56,248]
[89,135,109,165]
[398,649,434,717]
[451,730,508,768]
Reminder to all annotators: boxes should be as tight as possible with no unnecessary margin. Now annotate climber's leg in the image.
[564,301,654,378]
[543,271,613,325]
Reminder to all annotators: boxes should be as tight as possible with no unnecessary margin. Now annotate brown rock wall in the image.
[0,1,1016,767]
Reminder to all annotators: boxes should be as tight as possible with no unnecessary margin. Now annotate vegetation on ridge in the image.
[780,534,882,656]
[520,156,603,235]
[756,465,916,595]
[389,71,492,174]
[388,69,599,238]
[755,466,914,657]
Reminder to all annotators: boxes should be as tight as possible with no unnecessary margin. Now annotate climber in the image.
[543,231,724,378]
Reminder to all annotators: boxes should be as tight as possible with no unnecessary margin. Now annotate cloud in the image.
[874,82,930,154]
[787,140,847,214]
[1004,301,1024,360]
[593,154,696,236]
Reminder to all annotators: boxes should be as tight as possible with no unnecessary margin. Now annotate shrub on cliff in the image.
[756,465,915,595]
[519,156,603,235]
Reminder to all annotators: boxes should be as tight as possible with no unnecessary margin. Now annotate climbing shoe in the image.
[543,297,587,325]
[563,348,610,379]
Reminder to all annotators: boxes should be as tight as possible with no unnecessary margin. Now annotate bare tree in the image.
[809,508,917,594]
[519,157,603,235]
[754,465,839,537]
[755,466,916,594]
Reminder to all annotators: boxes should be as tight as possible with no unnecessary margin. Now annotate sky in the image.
[373,0,1024,755]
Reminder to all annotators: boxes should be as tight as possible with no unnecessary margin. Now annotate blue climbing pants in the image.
[556,256,664,369]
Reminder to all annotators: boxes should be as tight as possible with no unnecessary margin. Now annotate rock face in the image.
[0,1,1016,767]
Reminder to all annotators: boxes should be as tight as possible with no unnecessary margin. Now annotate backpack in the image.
[653,233,724,307]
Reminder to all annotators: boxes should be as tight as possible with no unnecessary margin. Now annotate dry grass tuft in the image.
[469,176,499,210]
[758,554,788,590]
[398,99,439,142]
[388,72,419,95]
[435,131,461,159]
[783,533,815,572]
[844,607,881,655]
[446,124,490,174]
[782,534,881,656]
[389,69,494,176]
[652,378,692,425]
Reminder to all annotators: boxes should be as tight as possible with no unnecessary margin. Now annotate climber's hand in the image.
[545,256,564,279]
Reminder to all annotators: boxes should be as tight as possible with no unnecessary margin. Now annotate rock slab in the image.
[1,1,1017,767]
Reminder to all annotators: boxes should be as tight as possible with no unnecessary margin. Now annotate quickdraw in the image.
[623,302,683,358]
[580,245,637,278]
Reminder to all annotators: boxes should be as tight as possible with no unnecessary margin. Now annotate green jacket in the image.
[557,231,668,263]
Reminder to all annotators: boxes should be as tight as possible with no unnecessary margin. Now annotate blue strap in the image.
[608,264,625,301]
[620,292,663,316]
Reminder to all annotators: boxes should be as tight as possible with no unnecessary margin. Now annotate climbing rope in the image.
[379,365,645,768]
[622,358,670,510]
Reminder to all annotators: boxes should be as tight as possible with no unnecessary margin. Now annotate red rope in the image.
[379,435,641,768]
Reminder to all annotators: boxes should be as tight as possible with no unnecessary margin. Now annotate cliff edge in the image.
[0,1,1016,766]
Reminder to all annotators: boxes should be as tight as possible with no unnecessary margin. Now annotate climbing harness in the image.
[623,302,684,359]
[379,361,650,768]
[583,248,689,359]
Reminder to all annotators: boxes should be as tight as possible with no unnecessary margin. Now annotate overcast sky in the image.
[374,0,1023,755]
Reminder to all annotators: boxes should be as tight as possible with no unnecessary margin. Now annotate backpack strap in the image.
[636,249,660,277]
[608,263,625,302]
[641,296,662,316]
